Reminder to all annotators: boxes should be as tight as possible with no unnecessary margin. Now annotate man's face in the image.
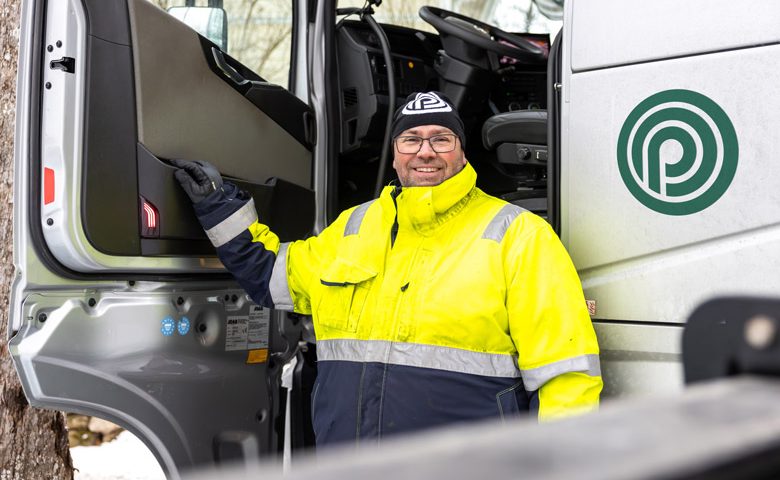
[392,125,467,187]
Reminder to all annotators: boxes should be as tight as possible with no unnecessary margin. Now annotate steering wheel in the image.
[419,6,545,63]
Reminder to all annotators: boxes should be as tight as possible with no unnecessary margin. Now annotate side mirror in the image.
[168,6,228,51]
[532,0,564,20]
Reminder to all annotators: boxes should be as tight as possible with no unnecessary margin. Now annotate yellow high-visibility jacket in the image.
[197,162,602,445]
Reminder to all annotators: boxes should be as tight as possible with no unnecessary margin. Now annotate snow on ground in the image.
[71,431,166,480]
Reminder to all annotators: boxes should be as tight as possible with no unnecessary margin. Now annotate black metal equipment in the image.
[684,296,780,384]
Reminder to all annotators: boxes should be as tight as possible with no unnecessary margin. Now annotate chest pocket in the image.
[316,259,377,333]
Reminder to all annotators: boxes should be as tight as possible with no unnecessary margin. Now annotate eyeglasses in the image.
[394,133,458,154]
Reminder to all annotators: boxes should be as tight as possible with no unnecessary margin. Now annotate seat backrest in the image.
[479,110,549,217]
[481,110,547,150]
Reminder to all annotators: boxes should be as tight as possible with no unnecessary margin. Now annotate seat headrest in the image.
[482,110,547,150]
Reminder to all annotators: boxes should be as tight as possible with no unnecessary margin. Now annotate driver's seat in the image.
[481,110,548,215]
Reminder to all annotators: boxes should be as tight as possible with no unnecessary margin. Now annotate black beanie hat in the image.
[391,91,466,149]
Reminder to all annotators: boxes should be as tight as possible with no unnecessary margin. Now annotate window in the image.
[150,0,293,87]
[336,0,562,37]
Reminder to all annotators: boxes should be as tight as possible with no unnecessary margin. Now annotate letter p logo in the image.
[617,89,738,215]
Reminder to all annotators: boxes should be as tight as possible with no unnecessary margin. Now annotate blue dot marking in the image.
[161,317,175,336]
[177,317,191,336]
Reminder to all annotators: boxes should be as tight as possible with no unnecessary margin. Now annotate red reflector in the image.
[143,202,157,228]
[140,197,160,238]
[44,168,55,205]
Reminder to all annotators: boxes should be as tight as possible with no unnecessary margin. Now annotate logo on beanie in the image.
[401,92,453,115]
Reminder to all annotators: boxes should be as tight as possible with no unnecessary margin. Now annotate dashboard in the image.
[335,20,548,155]
[336,20,441,154]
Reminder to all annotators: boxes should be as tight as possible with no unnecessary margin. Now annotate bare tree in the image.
[150,0,176,9]
[523,2,536,31]
[226,0,293,83]
[149,0,546,86]
[335,0,489,33]
[146,0,294,85]
[0,1,74,479]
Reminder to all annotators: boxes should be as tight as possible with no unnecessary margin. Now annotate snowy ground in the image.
[71,431,166,480]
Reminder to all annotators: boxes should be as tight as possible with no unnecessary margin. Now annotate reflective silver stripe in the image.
[317,339,522,378]
[204,198,258,248]
[482,203,526,243]
[343,200,375,236]
[520,354,602,391]
[270,242,293,310]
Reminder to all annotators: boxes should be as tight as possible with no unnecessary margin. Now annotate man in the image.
[173,91,602,446]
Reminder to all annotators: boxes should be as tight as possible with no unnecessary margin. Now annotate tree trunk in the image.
[0,1,74,478]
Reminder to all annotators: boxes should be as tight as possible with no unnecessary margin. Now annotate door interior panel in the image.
[76,0,314,263]
[81,27,140,255]
[136,144,314,256]
[128,0,311,185]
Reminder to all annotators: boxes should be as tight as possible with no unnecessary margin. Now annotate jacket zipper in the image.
[390,186,401,248]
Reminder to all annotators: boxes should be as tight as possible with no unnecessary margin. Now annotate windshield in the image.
[337,0,562,37]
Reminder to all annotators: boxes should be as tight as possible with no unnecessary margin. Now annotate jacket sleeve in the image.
[193,182,350,313]
[503,215,603,420]
[192,182,280,307]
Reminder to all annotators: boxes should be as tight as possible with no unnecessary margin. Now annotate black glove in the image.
[170,159,224,204]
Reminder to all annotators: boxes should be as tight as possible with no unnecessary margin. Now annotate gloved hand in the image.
[170,159,224,204]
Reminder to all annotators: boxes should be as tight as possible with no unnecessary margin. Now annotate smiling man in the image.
[173,91,602,447]
[393,124,464,187]
[390,92,468,187]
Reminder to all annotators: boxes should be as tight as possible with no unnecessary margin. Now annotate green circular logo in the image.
[616,89,738,215]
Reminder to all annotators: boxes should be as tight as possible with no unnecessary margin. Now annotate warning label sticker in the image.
[226,306,270,351]
[246,349,269,364]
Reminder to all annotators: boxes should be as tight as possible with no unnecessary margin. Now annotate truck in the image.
[9,0,779,477]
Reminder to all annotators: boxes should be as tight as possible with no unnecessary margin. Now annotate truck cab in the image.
[9,0,780,477]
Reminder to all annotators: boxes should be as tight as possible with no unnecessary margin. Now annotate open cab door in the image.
[9,0,314,477]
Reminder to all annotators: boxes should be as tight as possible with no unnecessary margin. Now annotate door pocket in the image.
[316,261,377,333]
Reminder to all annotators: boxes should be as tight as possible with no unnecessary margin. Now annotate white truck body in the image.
[9,0,779,477]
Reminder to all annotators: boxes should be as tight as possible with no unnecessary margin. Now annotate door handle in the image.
[211,47,284,91]
[211,47,249,86]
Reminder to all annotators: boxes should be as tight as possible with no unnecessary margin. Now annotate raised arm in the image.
[171,159,281,307]
[171,159,345,314]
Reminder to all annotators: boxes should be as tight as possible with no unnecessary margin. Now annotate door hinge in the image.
[50,57,75,74]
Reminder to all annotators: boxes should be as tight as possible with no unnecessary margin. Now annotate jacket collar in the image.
[381,162,477,233]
